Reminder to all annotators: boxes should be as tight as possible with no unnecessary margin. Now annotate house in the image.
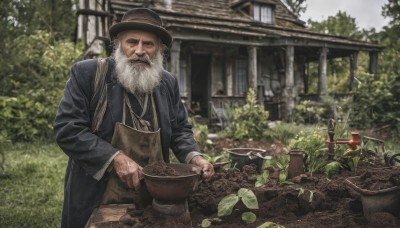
[76,0,384,121]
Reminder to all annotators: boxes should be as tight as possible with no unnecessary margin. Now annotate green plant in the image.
[324,161,343,178]
[255,170,269,187]
[268,153,290,184]
[266,122,303,145]
[223,89,269,141]
[292,100,325,124]
[1,31,82,142]
[201,188,259,227]
[257,221,285,228]
[288,127,328,175]
[297,187,315,203]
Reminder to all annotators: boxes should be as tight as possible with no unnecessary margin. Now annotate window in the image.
[235,58,248,96]
[253,4,273,24]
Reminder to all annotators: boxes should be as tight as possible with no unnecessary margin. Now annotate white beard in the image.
[114,46,164,94]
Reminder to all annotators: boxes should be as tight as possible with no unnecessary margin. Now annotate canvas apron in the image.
[101,91,163,206]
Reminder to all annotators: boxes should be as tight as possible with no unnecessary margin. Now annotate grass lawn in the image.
[0,142,67,228]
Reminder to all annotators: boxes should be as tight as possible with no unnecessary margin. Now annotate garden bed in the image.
[95,139,400,227]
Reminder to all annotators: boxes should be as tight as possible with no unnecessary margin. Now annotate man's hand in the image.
[190,156,215,179]
[112,152,143,190]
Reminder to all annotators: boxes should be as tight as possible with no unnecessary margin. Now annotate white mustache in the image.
[127,54,153,65]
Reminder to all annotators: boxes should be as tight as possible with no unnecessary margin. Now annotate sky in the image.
[300,0,391,31]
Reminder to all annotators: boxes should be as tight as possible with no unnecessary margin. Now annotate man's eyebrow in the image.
[125,37,139,42]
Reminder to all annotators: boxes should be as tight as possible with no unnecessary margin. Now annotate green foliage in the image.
[218,188,258,218]
[345,71,400,129]
[189,117,214,154]
[266,122,303,145]
[0,142,67,227]
[268,153,290,183]
[241,211,257,224]
[288,127,328,175]
[223,89,269,140]
[324,161,343,178]
[292,100,325,124]
[255,170,269,187]
[0,31,81,142]
[307,11,362,39]
[257,222,285,228]
[297,187,315,203]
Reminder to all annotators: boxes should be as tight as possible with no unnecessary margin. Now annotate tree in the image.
[382,0,400,27]
[307,11,362,39]
[284,0,307,16]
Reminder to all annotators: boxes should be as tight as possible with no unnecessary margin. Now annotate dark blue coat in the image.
[54,58,199,228]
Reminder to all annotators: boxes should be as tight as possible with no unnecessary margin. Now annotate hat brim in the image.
[109,22,172,47]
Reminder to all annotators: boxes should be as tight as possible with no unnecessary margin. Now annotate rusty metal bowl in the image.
[225,148,269,172]
[142,163,200,203]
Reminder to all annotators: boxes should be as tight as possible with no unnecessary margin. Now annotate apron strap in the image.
[123,91,151,131]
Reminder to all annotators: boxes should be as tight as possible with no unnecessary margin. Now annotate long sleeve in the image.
[54,60,118,179]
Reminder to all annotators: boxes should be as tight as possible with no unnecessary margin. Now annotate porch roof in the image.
[109,0,384,53]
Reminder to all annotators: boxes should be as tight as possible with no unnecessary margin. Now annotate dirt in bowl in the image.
[143,161,197,176]
[352,167,400,190]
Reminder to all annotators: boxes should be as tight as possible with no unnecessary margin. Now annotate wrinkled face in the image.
[113,30,164,94]
[119,30,159,61]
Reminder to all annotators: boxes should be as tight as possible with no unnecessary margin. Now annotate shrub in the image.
[288,126,328,175]
[223,89,269,140]
[1,31,81,142]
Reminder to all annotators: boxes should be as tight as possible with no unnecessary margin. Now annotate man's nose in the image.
[135,42,145,56]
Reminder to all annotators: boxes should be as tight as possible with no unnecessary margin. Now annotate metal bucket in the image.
[346,176,400,217]
[225,148,268,173]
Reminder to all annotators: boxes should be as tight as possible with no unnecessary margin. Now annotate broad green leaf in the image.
[238,188,259,209]
[218,194,239,216]
[201,219,211,227]
[241,211,257,224]
[255,171,269,187]
[257,221,285,228]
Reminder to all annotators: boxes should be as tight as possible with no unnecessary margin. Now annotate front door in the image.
[190,54,210,117]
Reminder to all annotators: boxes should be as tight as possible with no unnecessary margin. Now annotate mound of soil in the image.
[104,138,400,227]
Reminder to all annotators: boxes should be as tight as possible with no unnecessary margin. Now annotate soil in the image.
[118,138,400,227]
[143,162,181,176]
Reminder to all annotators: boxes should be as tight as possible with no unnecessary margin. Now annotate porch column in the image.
[283,45,295,119]
[348,51,358,91]
[318,47,328,97]
[369,51,379,76]
[248,46,258,92]
[226,55,234,96]
[170,40,181,80]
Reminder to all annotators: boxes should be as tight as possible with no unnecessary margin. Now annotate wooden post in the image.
[283,45,295,119]
[318,47,328,97]
[170,40,181,80]
[304,61,309,94]
[369,51,379,77]
[248,46,258,93]
[225,52,233,96]
[348,51,358,91]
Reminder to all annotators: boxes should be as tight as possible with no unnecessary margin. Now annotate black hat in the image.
[109,8,172,47]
